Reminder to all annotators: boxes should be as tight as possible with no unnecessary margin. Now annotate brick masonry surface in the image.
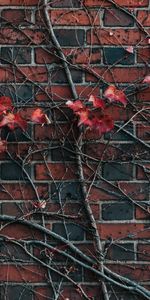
[0,0,149,300]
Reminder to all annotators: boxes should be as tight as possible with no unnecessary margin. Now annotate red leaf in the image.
[142,75,150,84]
[0,112,27,131]
[66,100,84,112]
[88,95,105,109]
[0,96,13,114]
[31,108,51,125]
[90,115,114,134]
[104,85,127,107]
[77,108,92,127]
[14,113,27,131]
[0,140,7,153]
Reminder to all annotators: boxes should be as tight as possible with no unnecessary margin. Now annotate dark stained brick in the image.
[102,162,133,181]
[51,181,82,202]
[102,202,134,220]
[1,47,31,64]
[103,47,134,65]
[52,223,84,241]
[106,243,135,260]
[54,29,85,46]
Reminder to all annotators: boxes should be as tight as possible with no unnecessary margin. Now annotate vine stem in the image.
[42,1,109,299]
[43,0,78,100]
[0,216,150,299]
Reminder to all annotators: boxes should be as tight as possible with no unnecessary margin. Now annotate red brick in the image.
[34,287,53,300]
[87,181,119,201]
[0,0,38,5]
[1,9,31,24]
[0,28,46,45]
[136,163,150,180]
[85,142,121,161]
[19,67,48,83]
[103,8,134,26]
[0,183,48,201]
[107,264,150,282]
[98,223,150,240]
[137,10,150,26]
[137,87,150,102]
[136,124,150,141]
[0,223,43,240]
[0,265,45,282]
[35,48,58,64]
[84,0,149,7]
[137,244,150,261]
[35,85,99,102]
[137,48,150,63]
[136,206,150,220]
[85,67,146,83]
[35,163,77,180]
[119,182,149,201]
[50,9,100,26]
[87,29,147,45]
[34,123,79,141]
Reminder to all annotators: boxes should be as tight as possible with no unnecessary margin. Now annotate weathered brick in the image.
[0,0,38,4]
[103,8,134,26]
[137,10,150,26]
[98,223,150,240]
[34,47,58,64]
[87,29,147,45]
[136,206,150,220]
[108,264,150,282]
[102,202,134,220]
[137,244,150,261]
[137,48,150,63]
[119,182,149,201]
[0,265,45,282]
[85,67,146,83]
[84,0,149,7]
[50,0,81,7]
[136,124,150,140]
[35,163,77,180]
[137,87,150,102]
[103,47,134,65]
[1,162,31,180]
[136,163,150,180]
[0,183,48,201]
[34,123,78,141]
[51,9,100,26]
[1,9,31,25]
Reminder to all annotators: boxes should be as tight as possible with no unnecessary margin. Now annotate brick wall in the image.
[0,0,149,299]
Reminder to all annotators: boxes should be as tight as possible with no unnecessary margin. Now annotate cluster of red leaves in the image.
[0,96,50,153]
[66,85,127,135]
